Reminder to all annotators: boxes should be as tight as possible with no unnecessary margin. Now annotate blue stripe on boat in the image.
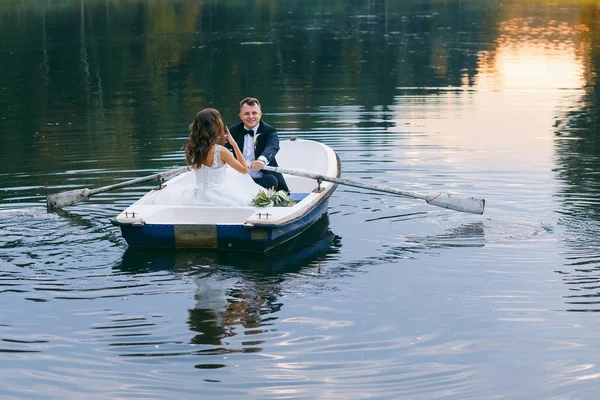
[121,224,175,248]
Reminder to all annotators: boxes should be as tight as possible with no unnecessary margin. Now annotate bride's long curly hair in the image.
[185,108,225,168]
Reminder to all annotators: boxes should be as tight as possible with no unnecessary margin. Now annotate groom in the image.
[227,97,289,192]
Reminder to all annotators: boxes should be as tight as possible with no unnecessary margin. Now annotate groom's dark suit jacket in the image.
[226,120,289,191]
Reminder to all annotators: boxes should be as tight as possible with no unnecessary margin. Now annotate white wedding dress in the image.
[151,145,264,206]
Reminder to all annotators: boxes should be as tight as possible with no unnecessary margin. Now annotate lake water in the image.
[2,1,600,398]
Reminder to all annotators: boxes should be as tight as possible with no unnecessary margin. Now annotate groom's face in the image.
[240,103,262,130]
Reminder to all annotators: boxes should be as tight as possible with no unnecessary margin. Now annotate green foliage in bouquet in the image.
[252,188,297,207]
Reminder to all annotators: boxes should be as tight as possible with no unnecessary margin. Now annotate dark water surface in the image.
[2,0,600,398]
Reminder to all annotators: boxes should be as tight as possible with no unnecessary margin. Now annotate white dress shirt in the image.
[243,125,268,178]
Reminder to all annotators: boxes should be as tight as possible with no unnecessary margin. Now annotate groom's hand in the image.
[250,160,266,170]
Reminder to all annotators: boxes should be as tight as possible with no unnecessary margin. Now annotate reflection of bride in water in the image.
[188,272,270,347]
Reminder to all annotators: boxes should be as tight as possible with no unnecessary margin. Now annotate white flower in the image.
[253,133,261,146]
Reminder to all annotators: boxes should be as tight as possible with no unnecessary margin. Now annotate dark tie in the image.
[244,129,254,137]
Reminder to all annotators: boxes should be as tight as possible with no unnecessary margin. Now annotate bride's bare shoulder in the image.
[201,144,218,167]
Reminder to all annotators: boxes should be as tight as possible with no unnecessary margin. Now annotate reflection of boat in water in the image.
[116,215,341,275]
[115,216,340,355]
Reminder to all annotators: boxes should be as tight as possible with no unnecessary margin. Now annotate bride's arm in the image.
[221,129,249,174]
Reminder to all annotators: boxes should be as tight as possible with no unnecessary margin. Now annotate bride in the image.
[152,108,264,206]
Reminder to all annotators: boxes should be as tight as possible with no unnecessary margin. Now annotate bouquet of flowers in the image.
[252,188,296,207]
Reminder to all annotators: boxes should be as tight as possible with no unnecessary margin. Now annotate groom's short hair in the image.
[240,97,261,109]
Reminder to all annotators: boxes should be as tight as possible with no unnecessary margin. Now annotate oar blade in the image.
[46,189,91,209]
[425,193,485,215]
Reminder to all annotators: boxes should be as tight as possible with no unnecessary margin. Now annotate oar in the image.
[263,166,485,215]
[46,166,190,209]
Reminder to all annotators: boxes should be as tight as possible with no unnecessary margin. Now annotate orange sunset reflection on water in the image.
[403,14,591,168]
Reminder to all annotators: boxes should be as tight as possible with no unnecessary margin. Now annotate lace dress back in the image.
[194,145,228,190]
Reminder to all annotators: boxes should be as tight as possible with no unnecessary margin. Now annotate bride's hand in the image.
[225,128,236,146]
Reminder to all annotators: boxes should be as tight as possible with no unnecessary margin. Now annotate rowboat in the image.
[110,138,340,252]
